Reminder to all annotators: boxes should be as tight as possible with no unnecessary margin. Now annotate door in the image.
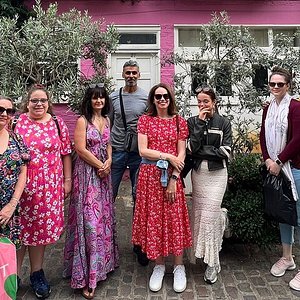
[109,53,159,93]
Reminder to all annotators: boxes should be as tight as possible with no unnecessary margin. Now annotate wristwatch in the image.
[171,174,178,181]
[275,159,283,167]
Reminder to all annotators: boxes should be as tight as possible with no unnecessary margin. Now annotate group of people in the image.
[0,60,299,299]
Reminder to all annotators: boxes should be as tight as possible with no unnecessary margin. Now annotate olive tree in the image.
[162,11,300,153]
[0,0,119,112]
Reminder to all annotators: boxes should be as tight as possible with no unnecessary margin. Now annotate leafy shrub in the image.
[223,153,279,247]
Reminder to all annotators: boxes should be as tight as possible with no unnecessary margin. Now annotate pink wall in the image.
[26,0,300,82]
[25,0,300,132]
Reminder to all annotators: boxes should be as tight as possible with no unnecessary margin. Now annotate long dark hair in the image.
[147,83,177,116]
[22,84,53,114]
[80,85,110,123]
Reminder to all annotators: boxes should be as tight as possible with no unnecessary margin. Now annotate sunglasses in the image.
[269,82,286,88]
[89,83,105,89]
[0,106,15,116]
[195,86,213,94]
[154,94,170,101]
[124,71,138,76]
[29,98,48,104]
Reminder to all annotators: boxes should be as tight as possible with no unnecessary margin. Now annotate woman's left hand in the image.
[268,160,281,176]
[0,204,14,226]
[64,180,72,198]
[166,179,177,203]
[98,158,112,177]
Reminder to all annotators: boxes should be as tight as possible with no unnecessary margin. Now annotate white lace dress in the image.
[190,160,227,269]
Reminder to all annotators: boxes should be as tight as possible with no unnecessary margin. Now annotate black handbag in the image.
[261,165,297,226]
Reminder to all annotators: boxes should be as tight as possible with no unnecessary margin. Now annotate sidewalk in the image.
[17,178,300,299]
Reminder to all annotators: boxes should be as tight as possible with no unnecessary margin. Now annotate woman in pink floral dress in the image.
[14,84,72,299]
[132,83,192,293]
[63,84,119,300]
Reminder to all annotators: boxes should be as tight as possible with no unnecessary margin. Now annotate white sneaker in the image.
[149,265,165,292]
[270,257,296,277]
[173,265,187,293]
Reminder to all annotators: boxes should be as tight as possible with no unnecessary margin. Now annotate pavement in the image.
[16,177,300,300]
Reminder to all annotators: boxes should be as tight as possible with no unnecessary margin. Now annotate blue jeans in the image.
[279,168,300,245]
[111,150,141,202]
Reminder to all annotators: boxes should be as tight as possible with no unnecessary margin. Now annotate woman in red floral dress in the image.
[132,83,192,293]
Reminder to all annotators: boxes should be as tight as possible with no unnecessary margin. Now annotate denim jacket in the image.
[187,113,232,171]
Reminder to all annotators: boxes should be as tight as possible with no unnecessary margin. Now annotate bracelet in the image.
[11,197,19,202]
[64,177,72,182]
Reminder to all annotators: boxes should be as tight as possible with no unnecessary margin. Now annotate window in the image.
[215,65,232,96]
[249,29,269,47]
[273,29,300,47]
[119,33,156,44]
[178,28,205,47]
[252,65,268,95]
[191,64,208,94]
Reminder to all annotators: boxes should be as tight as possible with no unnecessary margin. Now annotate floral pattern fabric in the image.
[63,120,119,289]
[0,131,30,249]
[14,113,72,246]
[132,115,192,260]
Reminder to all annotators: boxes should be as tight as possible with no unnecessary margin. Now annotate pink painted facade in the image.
[25,0,300,136]
[26,0,300,82]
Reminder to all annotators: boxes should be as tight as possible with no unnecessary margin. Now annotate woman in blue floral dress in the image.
[0,96,29,250]
[63,85,119,299]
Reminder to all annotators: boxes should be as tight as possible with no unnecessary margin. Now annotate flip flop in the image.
[82,287,95,299]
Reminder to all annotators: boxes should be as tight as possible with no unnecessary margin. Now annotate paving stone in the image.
[225,286,240,299]
[16,179,300,300]
[237,282,253,293]
[256,286,273,298]
[234,271,247,281]
[243,296,257,300]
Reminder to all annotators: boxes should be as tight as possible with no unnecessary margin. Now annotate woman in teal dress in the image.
[0,96,29,250]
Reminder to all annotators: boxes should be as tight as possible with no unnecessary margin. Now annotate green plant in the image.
[0,0,119,112]
[223,153,279,247]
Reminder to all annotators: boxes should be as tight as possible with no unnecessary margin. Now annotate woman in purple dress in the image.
[63,84,119,299]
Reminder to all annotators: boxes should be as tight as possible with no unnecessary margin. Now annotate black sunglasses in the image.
[89,83,105,89]
[269,82,286,88]
[0,106,16,116]
[154,93,170,101]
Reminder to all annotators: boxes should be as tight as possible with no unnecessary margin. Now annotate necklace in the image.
[93,115,105,133]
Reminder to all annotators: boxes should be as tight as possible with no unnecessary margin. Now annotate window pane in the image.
[252,65,268,95]
[249,29,269,47]
[273,29,299,47]
[215,65,232,96]
[119,33,156,44]
[191,64,208,94]
[178,29,205,47]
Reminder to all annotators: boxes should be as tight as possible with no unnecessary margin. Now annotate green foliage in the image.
[223,153,279,247]
[0,0,32,27]
[0,0,119,112]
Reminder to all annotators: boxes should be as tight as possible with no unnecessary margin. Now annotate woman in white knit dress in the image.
[187,86,232,284]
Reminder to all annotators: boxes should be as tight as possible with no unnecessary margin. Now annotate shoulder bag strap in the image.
[52,114,61,137]
[119,88,127,131]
